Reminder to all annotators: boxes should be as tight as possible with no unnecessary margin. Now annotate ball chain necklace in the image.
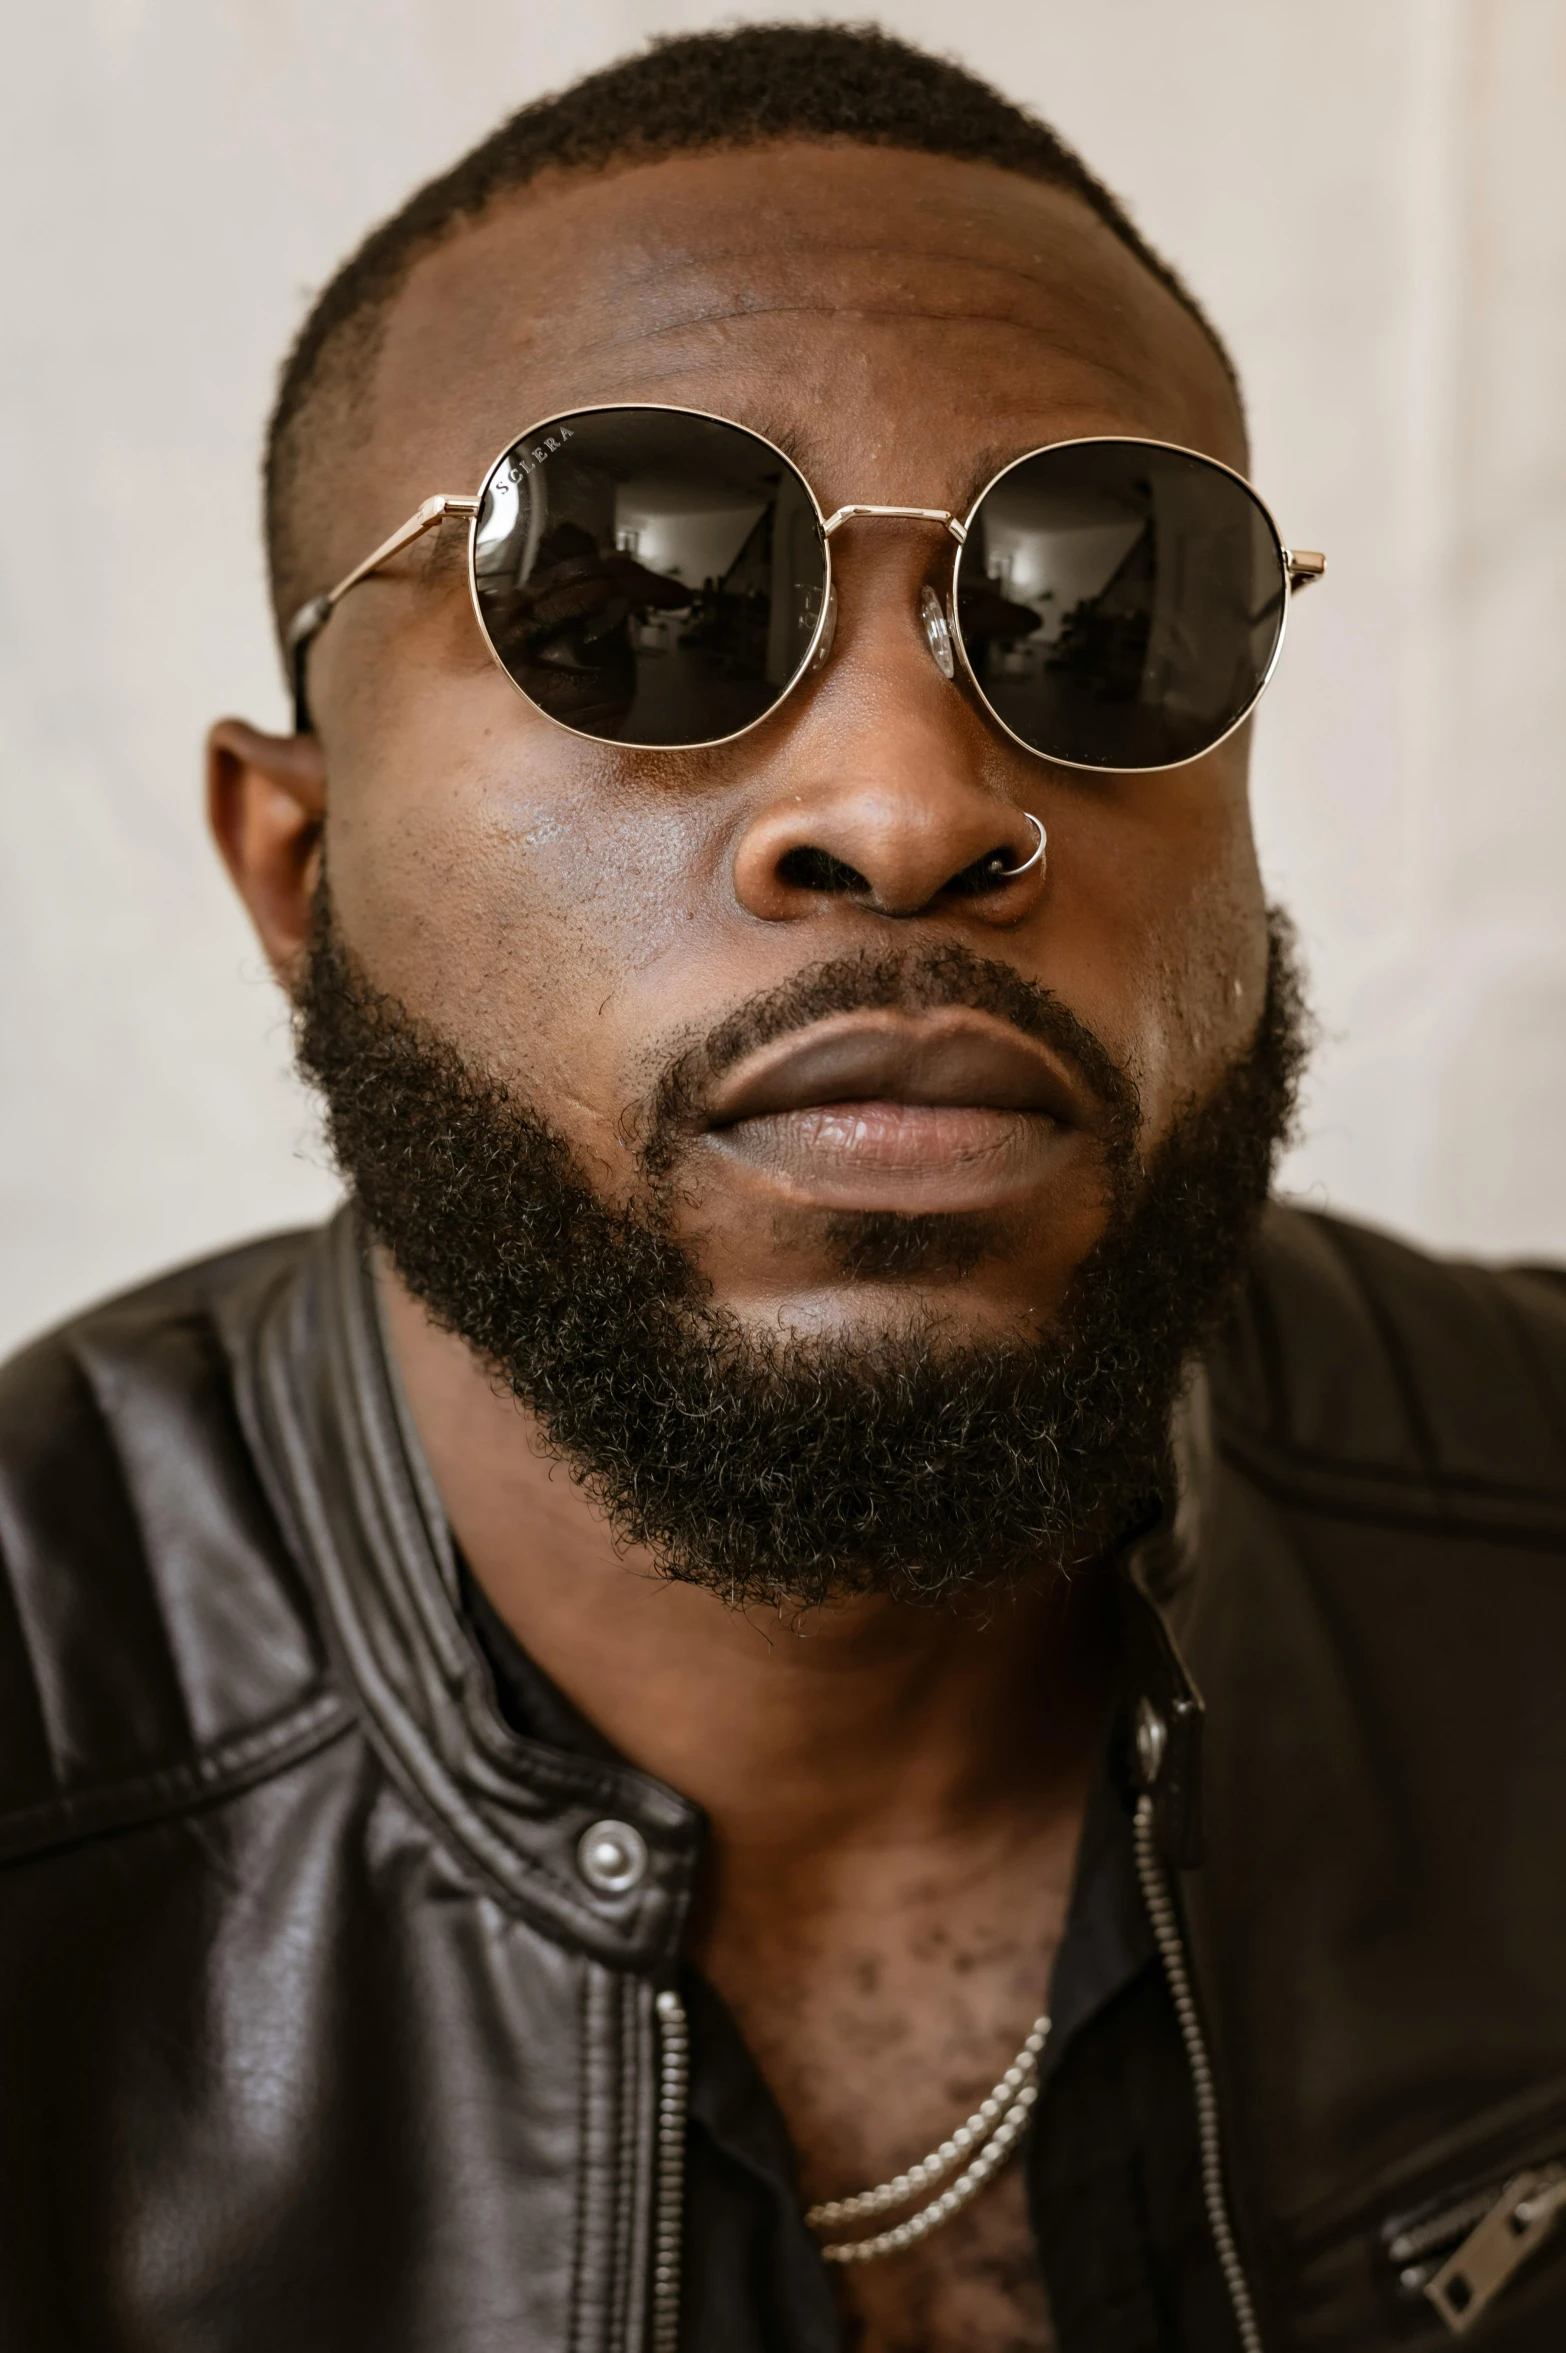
[804,2013,1051,2264]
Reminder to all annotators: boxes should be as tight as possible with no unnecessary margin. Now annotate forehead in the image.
[355,143,1245,535]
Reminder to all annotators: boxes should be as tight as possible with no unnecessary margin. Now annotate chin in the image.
[698,1201,1086,1341]
[714,1278,1066,1354]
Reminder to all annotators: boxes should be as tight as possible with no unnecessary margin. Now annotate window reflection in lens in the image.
[956,443,1285,770]
[472,409,829,746]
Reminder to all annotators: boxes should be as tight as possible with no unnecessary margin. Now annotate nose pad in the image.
[918,584,956,680]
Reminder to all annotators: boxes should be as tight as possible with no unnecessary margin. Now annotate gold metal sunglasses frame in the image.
[287,402,1325,770]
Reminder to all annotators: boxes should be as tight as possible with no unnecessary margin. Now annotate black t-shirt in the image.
[462,1567,1238,2352]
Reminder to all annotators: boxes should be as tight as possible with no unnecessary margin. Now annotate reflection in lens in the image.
[957,443,1285,769]
[472,409,829,746]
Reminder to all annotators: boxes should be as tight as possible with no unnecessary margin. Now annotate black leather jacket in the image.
[2,1205,1565,2351]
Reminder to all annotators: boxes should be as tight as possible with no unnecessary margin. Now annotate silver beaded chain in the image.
[805,2015,1050,2264]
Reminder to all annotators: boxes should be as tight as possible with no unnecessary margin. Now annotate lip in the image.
[702,1008,1092,1130]
[694,1009,1098,1211]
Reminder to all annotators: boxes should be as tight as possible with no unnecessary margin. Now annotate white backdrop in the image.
[2,0,1562,1357]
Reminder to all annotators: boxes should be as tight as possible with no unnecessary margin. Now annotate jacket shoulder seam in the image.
[1217,1427,1566,1548]
[0,1686,356,1867]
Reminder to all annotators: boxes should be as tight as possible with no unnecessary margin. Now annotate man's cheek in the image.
[1147,873,1270,1110]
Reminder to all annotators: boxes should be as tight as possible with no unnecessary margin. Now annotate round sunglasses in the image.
[288,403,1324,771]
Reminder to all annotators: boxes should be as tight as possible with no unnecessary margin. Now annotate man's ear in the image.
[207,719,328,983]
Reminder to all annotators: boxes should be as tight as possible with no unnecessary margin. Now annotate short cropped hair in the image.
[265,21,1239,653]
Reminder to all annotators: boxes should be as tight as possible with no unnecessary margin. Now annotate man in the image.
[3,22,1564,2351]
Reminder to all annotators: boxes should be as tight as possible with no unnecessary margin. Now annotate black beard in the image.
[294,894,1307,1609]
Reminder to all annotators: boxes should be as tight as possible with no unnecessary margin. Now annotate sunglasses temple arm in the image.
[286,493,479,732]
[1285,548,1326,592]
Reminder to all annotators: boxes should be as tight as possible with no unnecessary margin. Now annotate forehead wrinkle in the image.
[548,239,1176,360]
[394,190,1204,386]
[569,231,1108,305]
[573,298,1142,347]
[496,249,1233,437]
[530,290,1195,429]
[546,308,1204,457]
[369,170,1238,485]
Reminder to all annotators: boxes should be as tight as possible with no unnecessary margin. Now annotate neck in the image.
[380,1265,1117,1857]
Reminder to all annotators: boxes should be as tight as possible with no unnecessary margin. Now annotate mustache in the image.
[631,942,1142,1180]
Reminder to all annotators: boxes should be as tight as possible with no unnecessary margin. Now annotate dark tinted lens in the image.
[472,409,828,746]
[956,442,1285,769]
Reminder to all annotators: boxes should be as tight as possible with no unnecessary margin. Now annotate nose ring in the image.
[988,811,1047,882]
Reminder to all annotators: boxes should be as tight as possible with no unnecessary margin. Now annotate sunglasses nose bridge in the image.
[816,508,967,692]
[811,511,966,690]
[820,503,967,542]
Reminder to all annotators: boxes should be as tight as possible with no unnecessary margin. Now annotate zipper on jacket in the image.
[1386,2162,1566,2336]
[1133,1795,1265,2353]
[651,1987,690,2353]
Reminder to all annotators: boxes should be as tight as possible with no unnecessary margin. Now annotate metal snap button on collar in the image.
[577,1818,649,1897]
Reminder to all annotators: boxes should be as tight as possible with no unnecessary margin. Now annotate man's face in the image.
[301,143,1268,1358]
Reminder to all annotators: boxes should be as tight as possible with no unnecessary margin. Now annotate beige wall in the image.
[2,0,1562,1355]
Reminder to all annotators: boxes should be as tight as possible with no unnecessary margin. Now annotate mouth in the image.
[696,1009,1097,1211]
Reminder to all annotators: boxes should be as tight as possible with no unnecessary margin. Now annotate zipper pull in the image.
[1425,2165,1566,2335]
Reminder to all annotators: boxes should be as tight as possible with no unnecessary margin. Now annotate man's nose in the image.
[730,543,1048,924]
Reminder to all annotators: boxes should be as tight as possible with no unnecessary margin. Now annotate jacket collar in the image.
[1120,1373,1212,1869]
[245,1207,1210,1973]
[248,1207,704,1969]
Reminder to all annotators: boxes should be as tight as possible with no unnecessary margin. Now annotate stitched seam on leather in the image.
[0,1687,354,1863]
[336,1228,694,1825]
[1217,1432,1566,1546]
[1278,2078,1566,2255]
[263,1218,692,1959]
[615,1973,639,2351]
[571,1964,615,2353]
[1216,1416,1566,1506]
[255,1306,662,1954]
